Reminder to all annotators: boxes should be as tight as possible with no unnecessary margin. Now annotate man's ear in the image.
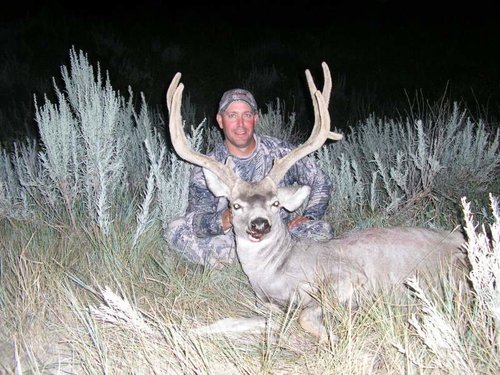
[203,168,231,198]
[253,112,259,124]
[277,185,311,212]
[216,113,223,129]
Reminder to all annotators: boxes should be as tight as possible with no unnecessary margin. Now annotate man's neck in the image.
[224,136,257,158]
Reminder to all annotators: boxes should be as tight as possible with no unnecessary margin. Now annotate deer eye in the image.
[272,201,280,207]
[233,203,241,210]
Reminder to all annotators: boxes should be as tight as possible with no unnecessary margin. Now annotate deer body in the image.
[204,173,464,340]
[166,63,466,342]
[237,224,464,307]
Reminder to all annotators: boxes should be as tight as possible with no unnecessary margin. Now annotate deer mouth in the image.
[246,229,268,242]
[246,222,271,242]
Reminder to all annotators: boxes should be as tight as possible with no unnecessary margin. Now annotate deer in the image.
[165,62,466,342]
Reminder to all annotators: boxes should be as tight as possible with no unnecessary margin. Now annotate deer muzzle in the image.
[247,217,271,242]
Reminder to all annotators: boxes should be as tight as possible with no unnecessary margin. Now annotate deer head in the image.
[166,63,342,242]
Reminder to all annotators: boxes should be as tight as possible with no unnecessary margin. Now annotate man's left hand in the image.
[287,215,310,230]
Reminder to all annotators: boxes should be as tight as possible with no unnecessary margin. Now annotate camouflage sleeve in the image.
[186,166,226,237]
[288,155,332,220]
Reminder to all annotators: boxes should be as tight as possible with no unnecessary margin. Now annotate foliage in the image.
[462,194,500,346]
[316,107,499,230]
[0,47,499,373]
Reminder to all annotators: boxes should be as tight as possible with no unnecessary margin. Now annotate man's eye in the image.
[272,201,280,207]
[233,203,241,210]
[243,112,253,119]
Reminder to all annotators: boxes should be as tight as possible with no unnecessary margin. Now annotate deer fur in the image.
[202,169,465,341]
[166,63,466,342]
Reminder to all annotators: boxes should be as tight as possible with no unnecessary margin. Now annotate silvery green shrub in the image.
[462,194,500,330]
[257,98,299,144]
[0,48,155,234]
[37,48,137,233]
[2,47,498,241]
[316,104,499,228]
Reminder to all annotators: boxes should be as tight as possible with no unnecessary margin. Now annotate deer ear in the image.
[277,185,311,212]
[203,168,231,197]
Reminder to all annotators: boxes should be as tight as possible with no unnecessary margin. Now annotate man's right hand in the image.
[222,209,233,231]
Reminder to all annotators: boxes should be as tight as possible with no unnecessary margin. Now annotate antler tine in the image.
[267,90,330,183]
[167,74,237,187]
[166,72,182,112]
[305,62,342,141]
[304,68,324,143]
[267,63,342,183]
[321,62,332,108]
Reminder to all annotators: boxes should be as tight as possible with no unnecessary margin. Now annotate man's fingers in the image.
[288,216,310,229]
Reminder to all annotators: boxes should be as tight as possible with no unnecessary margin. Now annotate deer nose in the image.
[251,218,271,233]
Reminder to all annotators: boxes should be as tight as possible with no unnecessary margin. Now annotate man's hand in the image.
[222,208,233,231]
[287,215,310,230]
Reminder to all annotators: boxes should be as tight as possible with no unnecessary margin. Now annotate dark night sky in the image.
[3,0,499,88]
[5,0,499,26]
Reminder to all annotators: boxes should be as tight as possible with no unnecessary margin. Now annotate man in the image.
[164,88,334,268]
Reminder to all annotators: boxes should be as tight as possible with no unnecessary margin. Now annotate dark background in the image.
[1,0,499,142]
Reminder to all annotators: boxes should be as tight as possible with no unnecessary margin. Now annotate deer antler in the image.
[167,63,342,188]
[267,62,343,183]
[166,73,237,187]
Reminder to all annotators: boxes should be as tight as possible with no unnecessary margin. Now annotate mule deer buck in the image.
[166,63,466,342]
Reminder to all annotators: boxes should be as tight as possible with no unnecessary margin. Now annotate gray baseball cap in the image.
[218,88,258,113]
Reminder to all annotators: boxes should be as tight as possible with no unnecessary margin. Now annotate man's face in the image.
[216,100,258,156]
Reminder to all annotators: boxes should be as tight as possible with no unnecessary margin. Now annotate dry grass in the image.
[0,202,499,374]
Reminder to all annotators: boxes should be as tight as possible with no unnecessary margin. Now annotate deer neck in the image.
[234,220,294,275]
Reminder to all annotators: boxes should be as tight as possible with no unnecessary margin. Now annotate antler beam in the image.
[267,62,343,183]
[166,73,237,187]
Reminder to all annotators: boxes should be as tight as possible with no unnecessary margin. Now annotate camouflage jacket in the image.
[186,134,332,237]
